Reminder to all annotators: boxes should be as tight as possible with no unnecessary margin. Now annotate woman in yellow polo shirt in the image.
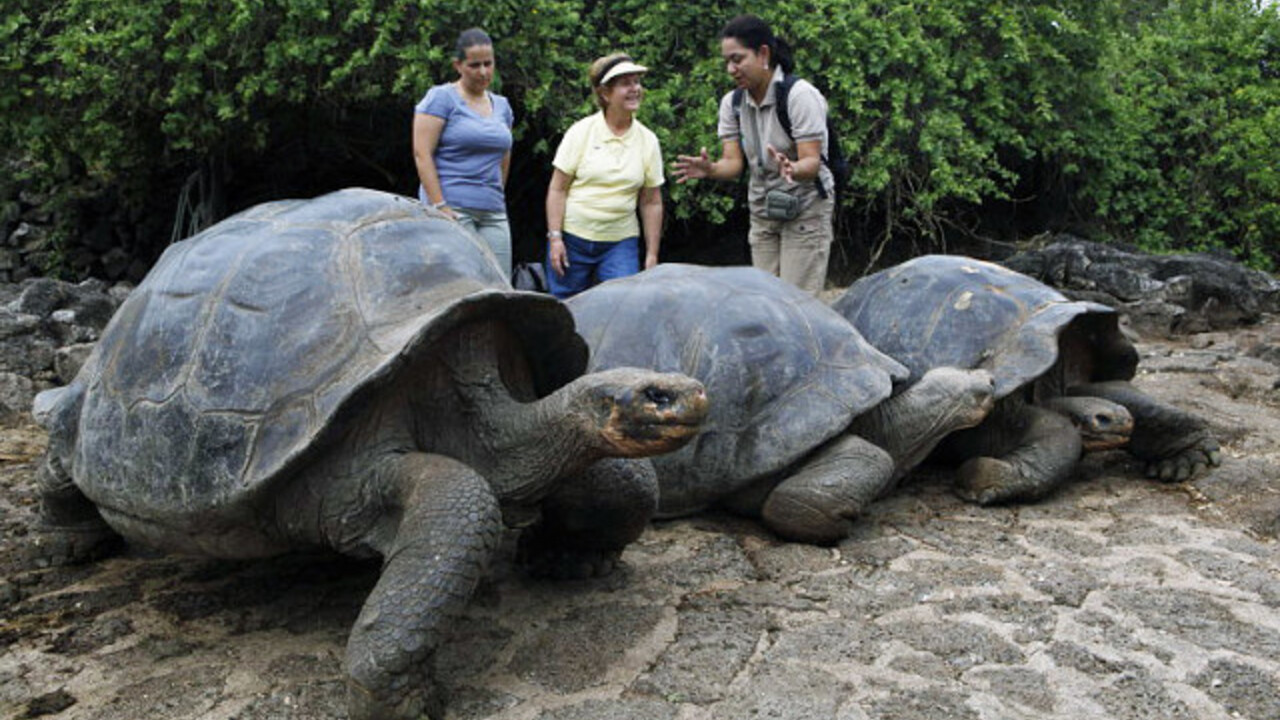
[544,53,665,299]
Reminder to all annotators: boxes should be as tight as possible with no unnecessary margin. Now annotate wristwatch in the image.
[546,230,563,240]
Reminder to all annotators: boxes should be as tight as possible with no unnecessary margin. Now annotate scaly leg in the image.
[345,453,502,720]
[32,451,120,565]
[760,434,895,545]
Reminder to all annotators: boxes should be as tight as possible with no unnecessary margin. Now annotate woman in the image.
[413,28,515,275]
[672,15,834,295]
[544,53,665,299]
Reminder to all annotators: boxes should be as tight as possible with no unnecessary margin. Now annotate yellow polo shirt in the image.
[553,112,664,243]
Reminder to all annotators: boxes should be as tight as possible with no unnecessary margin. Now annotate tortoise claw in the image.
[347,671,445,720]
[1145,442,1221,483]
[27,521,121,568]
[955,457,1022,505]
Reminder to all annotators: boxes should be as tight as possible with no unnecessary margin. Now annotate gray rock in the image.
[11,277,68,316]
[54,343,96,385]
[1003,238,1280,337]
[0,276,125,411]
[0,371,38,418]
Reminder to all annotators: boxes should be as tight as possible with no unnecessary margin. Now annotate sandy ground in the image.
[1,318,1278,720]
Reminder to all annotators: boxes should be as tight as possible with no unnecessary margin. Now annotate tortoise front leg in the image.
[760,434,895,544]
[1070,380,1221,481]
[953,404,1082,505]
[520,458,658,579]
[32,452,121,565]
[346,453,502,720]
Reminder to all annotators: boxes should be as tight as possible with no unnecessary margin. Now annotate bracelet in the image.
[546,230,563,240]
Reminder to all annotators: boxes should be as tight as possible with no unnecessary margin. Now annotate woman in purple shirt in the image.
[413,28,516,275]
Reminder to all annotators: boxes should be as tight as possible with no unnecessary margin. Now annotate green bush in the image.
[1,0,1278,275]
[1079,0,1280,267]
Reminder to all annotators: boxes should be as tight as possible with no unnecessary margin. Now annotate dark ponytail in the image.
[720,14,793,73]
[772,36,795,74]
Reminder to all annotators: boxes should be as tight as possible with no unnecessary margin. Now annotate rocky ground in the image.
[1,316,1279,720]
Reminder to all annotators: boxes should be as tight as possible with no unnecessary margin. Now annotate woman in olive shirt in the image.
[672,15,835,295]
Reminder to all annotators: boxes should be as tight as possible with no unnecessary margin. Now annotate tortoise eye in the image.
[644,386,675,406]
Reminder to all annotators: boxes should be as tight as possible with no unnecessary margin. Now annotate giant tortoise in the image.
[832,254,1221,503]
[564,264,994,544]
[31,188,708,719]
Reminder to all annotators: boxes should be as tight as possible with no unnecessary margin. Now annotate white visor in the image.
[600,60,648,85]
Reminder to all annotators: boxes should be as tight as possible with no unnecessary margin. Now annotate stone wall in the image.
[1,237,1276,422]
[2,183,157,285]
[0,277,130,420]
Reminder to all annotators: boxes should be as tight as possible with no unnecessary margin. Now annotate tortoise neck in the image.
[475,386,604,505]
[409,320,603,507]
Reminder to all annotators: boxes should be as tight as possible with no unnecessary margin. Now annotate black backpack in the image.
[732,74,849,202]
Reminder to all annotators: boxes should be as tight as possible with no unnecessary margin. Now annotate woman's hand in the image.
[545,169,572,278]
[767,144,795,183]
[768,140,821,184]
[548,236,569,277]
[672,147,714,183]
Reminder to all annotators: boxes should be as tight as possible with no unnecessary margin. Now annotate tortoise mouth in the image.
[1082,430,1131,452]
[1049,394,1134,452]
[602,422,703,456]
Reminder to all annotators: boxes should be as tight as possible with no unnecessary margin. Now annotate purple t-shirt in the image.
[415,84,515,212]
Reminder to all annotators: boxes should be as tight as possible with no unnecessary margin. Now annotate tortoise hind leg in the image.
[1070,380,1221,481]
[951,404,1082,505]
[520,458,658,579]
[33,452,121,565]
[345,453,502,720]
[759,434,895,544]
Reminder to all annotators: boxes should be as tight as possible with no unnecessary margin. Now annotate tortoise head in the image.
[578,367,709,457]
[1044,395,1135,451]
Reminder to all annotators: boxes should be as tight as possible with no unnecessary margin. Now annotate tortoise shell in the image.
[567,264,905,511]
[832,254,1136,399]
[57,188,585,520]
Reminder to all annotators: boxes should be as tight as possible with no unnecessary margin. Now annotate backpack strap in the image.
[736,76,797,136]
[777,74,830,200]
[775,74,796,139]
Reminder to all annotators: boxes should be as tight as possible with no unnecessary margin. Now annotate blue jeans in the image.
[546,232,639,299]
[452,207,512,278]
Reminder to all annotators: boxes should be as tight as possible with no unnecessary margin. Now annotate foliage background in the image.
[1,0,1277,280]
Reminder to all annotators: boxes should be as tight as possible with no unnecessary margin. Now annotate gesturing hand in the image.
[672,147,714,183]
[766,144,795,183]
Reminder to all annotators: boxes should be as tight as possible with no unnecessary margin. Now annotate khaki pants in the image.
[748,196,835,295]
